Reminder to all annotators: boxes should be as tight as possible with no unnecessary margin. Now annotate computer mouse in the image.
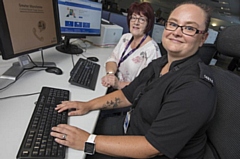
[87,57,99,62]
[45,67,63,75]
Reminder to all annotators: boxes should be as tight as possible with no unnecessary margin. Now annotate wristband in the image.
[84,134,97,155]
[107,71,115,75]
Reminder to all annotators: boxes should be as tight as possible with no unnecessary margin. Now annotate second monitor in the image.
[56,0,102,54]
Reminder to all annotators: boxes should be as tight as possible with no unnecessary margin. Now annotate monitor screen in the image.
[56,0,102,54]
[205,28,218,44]
[152,23,165,44]
[0,0,61,82]
[0,0,61,60]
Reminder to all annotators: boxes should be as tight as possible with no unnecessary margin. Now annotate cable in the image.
[81,52,88,59]
[71,54,75,66]
[71,39,88,51]
[27,54,38,67]
[27,49,49,69]
[68,41,89,67]
[0,48,68,92]
[0,80,15,91]
[0,49,49,96]
[0,92,40,100]
[0,69,28,91]
[40,48,44,67]
[79,44,88,59]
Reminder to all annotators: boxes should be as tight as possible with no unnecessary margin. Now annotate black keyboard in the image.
[69,58,100,90]
[16,87,70,159]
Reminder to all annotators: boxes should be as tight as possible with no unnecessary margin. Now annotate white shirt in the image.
[106,33,161,82]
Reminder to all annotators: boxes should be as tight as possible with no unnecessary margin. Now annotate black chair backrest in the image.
[158,42,167,56]
[198,43,217,65]
[204,66,240,158]
[215,25,240,58]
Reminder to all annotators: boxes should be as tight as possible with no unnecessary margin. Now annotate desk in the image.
[0,46,113,159]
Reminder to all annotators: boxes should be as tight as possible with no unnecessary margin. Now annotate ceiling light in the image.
[220,7,230,11]
[211,0,229,5]
[219,26,226,31]
[219,1,229,5]
[212,23,217,27]
[218,11,231,16]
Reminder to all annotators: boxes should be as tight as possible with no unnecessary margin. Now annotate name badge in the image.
[123,109,132,134]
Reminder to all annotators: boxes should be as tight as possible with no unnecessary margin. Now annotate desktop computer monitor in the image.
[152,23,165,44]
[56,0,102,54]
[0,0,61,83]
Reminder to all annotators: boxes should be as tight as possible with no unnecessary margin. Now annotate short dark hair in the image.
[127,2,155,34]
[172,1,212,33]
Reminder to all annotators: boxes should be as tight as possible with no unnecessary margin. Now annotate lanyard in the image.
[118,34,147,68]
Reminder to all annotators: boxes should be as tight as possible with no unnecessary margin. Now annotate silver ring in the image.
[62,134,67,140]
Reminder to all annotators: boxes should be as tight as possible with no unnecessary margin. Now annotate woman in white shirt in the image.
[101,2,161,92]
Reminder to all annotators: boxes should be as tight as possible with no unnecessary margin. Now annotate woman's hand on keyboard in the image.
[51,124,90,151]
[55,101,90,116]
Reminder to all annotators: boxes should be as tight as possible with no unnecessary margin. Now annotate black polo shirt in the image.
[122,53,216,159]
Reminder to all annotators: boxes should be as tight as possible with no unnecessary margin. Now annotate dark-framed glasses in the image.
[130,16,147,24]
[165,21,206,36]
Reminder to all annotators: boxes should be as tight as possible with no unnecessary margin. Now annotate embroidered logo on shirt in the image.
[204,74,213,84]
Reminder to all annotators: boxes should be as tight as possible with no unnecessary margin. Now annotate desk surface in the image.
[0,46,112,159]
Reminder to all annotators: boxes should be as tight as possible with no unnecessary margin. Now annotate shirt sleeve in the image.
[105,33,131,64]
[122,61,155,104]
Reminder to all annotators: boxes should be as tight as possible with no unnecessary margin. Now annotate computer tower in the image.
[86,24,123,46]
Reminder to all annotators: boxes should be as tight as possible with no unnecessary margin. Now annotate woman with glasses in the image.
[51,2,217,159]
[101,2,161,92]
[98,2,161,129]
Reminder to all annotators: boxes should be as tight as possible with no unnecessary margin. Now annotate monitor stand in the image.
[0,55,56,85]
[56,37,83,54]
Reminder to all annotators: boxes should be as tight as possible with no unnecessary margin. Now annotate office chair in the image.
[198,43,218,65]
[203,25,240,158]
[102,10,110,20]
[203,66,240,159]
[215,25,240,71]
[158,42,167,56]
[108,12,129,34]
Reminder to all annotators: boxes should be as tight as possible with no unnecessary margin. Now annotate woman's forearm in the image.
[105,62,118,74]
[88,90,131,110]
[95,135,162,158]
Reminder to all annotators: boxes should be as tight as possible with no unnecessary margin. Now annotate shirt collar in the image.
[152,51,202,76]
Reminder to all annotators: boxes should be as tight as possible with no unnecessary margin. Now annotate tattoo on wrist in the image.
[102,97,121,109]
